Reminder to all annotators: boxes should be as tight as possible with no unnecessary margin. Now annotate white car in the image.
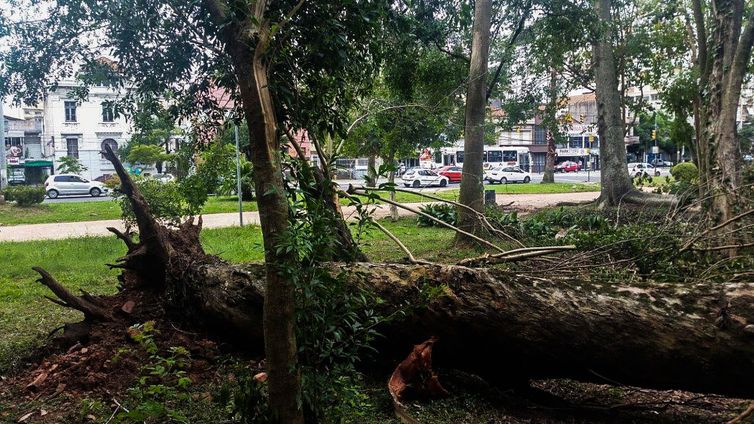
[401,168,449,188]
[44,174,109,199]
[484,166,531,184]
[628,162,668,178]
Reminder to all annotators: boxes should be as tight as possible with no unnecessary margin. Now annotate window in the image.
[534,126,547,145]
[487,150,503,163]
[64,101,77,122]
[66,138,79,158]
[455,151,464,163]
[101,139,118,154]
[5,137,23,147]
[502,151,517,162]
[569,136,583,148]
[101,104,115,122]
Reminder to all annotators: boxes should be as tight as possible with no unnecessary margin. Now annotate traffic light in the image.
[651,129,657,140]
[588,134,594,146]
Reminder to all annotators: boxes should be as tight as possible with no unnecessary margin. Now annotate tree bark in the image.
[108,247,754,399]
[206,1,303,421]
[542,68,558,184]
[592,0,634,206]
[457,0,492,242]
[689,0,754,254]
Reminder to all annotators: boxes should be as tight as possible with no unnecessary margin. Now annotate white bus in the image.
[432,145,531,170]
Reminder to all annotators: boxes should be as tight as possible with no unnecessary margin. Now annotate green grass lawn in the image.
[0,196,258,226]
[0,218,475,372]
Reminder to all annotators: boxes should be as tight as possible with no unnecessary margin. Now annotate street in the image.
[336,170,601,191]
[40,171,601,203]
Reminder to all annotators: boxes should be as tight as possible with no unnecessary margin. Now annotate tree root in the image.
[32,267,113,322]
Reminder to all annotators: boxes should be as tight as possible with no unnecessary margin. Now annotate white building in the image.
[43,81,132,180]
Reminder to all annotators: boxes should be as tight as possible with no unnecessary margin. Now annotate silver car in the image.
[44,174,109,198]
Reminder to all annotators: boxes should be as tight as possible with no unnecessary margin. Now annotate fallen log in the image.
[35,145,754,400]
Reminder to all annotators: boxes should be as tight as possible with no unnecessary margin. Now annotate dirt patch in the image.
[0,291,228,424]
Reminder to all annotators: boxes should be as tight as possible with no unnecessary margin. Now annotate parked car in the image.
[628,162,666,178]
[153,173,176,183]
[401,168,449,188]
[484,165,531,184]
[556,161,581,172]
[651,159,674,167]
[436,165,463,183]
[44,174,109,199]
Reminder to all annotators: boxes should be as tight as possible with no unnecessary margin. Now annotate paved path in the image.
[0,191,599,242]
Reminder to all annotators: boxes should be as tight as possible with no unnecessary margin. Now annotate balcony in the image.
[5,117,42,133]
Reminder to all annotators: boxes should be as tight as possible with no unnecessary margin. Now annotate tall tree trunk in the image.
[592,0,633,206]
[206,0,303,420]
[386,151,399,221]
[542,68,558,184]
[693,0,754,250]
[457,0,492,243]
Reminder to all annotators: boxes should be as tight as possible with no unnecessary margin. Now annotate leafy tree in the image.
[127,144,175,169]
[56,156,88,175]
[1,0,390,420]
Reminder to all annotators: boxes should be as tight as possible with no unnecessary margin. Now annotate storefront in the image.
[5,159,54,185]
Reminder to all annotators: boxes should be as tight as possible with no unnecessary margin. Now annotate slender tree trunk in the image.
[457,0,492,243]
[386,151,399,221]
[542,68,558,184]
[592,0,633,206]
[207,0,303,418]
[367,153,377,187]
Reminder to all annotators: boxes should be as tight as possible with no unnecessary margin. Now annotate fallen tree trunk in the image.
[153,260,754,398]
[37,146,754,400]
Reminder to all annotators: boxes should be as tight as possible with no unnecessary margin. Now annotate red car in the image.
[437,166,463,183]
[556,161,581,172]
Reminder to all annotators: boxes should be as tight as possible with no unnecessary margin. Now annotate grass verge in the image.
[0,196,258,226]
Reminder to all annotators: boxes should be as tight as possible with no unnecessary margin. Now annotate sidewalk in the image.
[0,192,599,242]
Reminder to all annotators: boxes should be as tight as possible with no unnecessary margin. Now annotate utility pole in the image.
[0,101,7,191]
[234,124,244,227]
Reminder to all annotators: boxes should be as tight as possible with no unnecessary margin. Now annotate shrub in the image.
[117,178,192,227]
[6,185,46,206]
[103,175,121,190]
[670,162,698,183]
[417,203,456,227]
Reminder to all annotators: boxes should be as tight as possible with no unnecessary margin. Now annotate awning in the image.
[24,160,54,168]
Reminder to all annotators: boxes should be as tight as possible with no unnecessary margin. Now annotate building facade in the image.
[3,104,51,184]
[43,81,132,181]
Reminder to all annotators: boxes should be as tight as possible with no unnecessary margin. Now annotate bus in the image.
[431,145,531,170]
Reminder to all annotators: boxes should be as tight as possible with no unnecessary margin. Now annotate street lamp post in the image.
[234,124,244,227]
